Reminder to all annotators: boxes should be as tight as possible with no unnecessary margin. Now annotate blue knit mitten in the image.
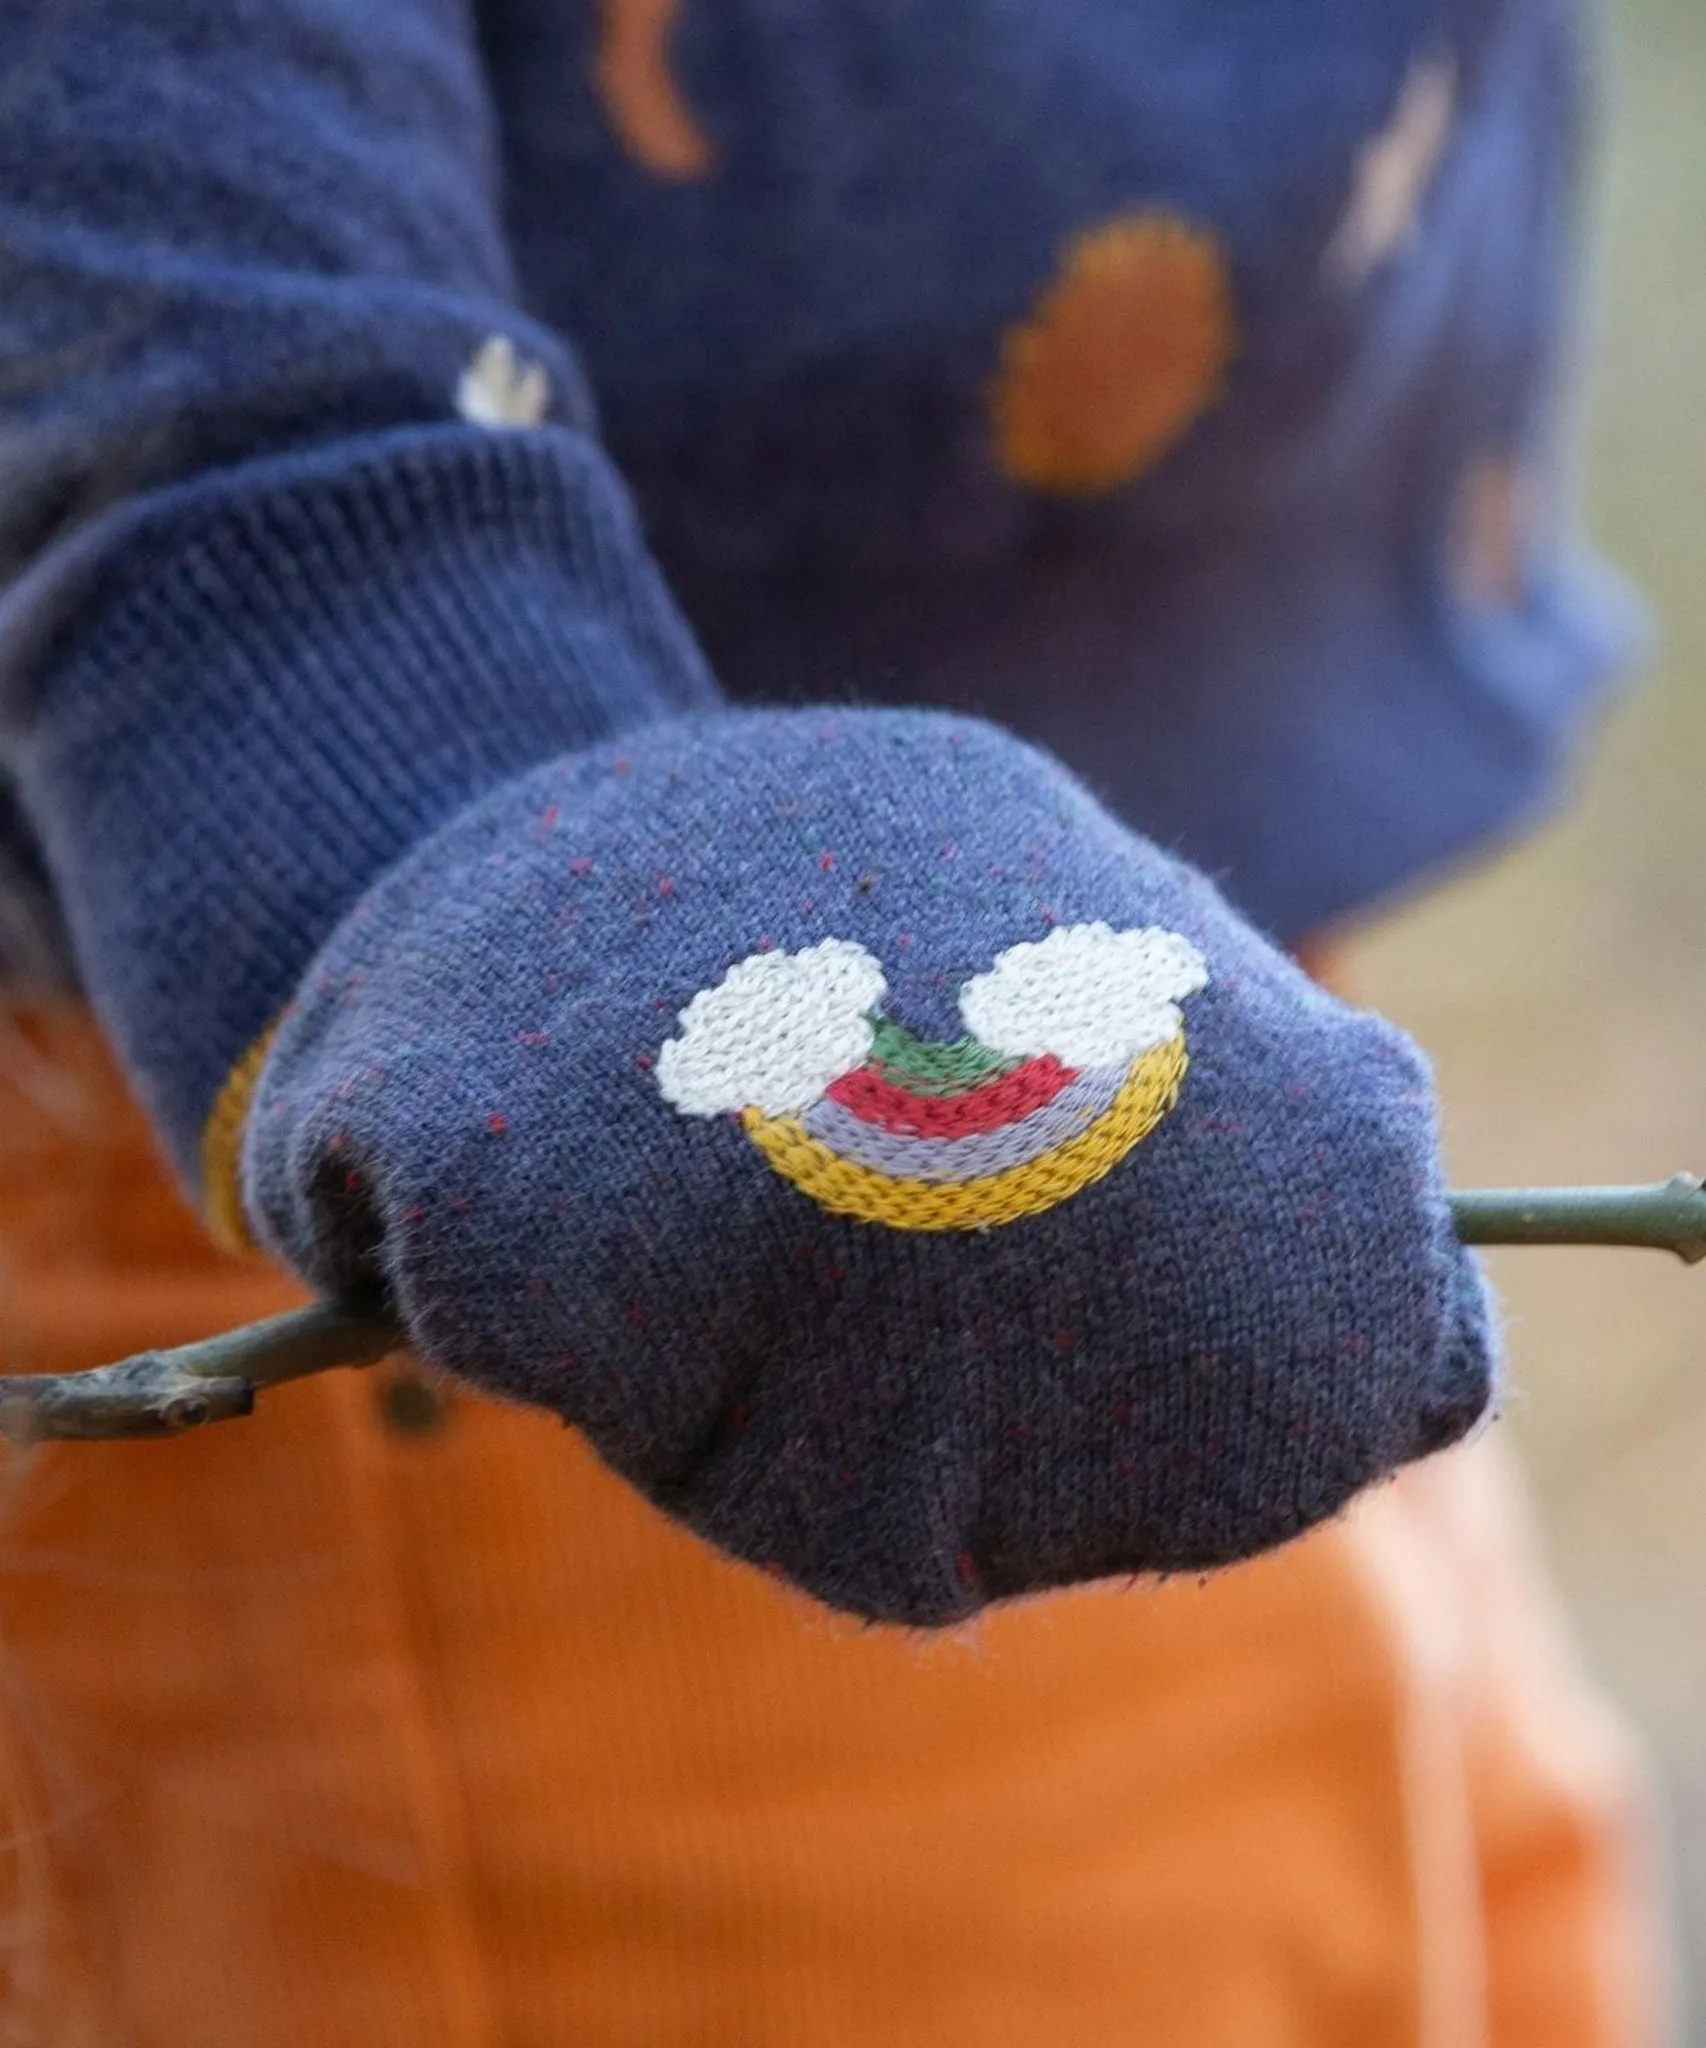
[231,708,1490,1624]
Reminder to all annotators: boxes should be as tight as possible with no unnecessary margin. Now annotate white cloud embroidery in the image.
[957,922,1207,1070]
[658,939,886,1118]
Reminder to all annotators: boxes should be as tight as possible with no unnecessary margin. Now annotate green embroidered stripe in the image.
[866,1017,1020,1097]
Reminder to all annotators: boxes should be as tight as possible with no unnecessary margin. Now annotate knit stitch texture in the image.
[0,0,1644,979]
[244,711,1494,1624]
[7,427,718,1155]
[0,0,1551,1618]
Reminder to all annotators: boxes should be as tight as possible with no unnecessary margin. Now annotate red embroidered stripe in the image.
[826,1054,1078,1136]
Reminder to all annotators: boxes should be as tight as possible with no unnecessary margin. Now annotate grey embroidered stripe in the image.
[800,1064,1130,1183]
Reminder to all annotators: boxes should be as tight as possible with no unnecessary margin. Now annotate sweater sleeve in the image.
[0,0,719,1174]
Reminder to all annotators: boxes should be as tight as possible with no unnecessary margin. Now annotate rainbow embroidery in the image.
[658,923,1208,1231]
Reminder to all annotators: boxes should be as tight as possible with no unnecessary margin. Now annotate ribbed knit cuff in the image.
[8,422,720,1189]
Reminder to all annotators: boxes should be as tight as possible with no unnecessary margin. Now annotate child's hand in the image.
[235,709,1491,1624]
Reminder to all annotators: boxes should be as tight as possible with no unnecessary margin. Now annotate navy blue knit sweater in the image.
[0,0,1594,1615]
[2,0,1636,996]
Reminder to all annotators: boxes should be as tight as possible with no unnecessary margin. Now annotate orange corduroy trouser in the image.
[0,1004,1669,2046]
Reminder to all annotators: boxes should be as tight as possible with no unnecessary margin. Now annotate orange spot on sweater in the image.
[990,211,1235,496]
[593,0,715,180]
[1449,453,1533,611]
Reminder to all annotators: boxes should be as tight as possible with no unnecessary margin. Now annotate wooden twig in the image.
[1,1176,1701,1444]
[1448,1173,1706,1263]
[0,1301,403,1443]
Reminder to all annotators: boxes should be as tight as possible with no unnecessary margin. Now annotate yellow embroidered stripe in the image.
[742,1032,1188,1231]
[199,1025,279,1254]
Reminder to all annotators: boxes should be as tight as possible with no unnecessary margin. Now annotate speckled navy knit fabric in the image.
[247,711,1493,1624]
[8,428,720,1150]
[0,0,1641,986]
[0,0,1568,1614]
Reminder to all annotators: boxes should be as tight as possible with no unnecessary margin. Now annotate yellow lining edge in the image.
[742,1032,1188,1231]
[200,1025,280,1254]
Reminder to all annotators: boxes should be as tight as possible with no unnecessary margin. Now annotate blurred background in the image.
[1347,0,1706,2025]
